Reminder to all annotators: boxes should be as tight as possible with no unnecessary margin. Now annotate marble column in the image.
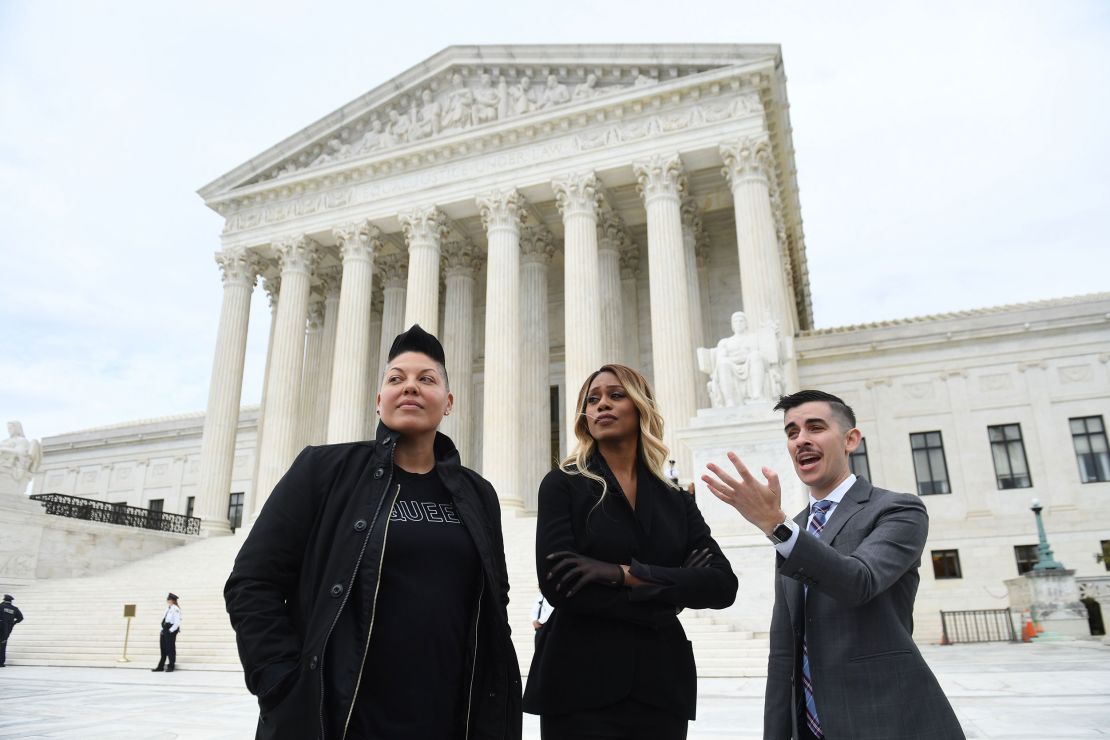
[312,269,341,445]
[327,221,380,443]
[366,294,383,413]
[553,172,603,430]
[376,253,409,379]
[250,273,280,511]
[477,189,525,508]
[401,206,448,333]
[720,136,795,336]
[634,154,697,474]
[195,248,259,535]
[520,226,556,510]
[597,210,625,365]
[440,240,481,465]
[681,198,709,409]
[298,293,325,448]
[254,236,319,516]
[618,237,641,369]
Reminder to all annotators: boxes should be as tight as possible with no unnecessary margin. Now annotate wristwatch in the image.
[767,517,796,545]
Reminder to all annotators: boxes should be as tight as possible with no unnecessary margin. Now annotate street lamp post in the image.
[1030,498,1065,571]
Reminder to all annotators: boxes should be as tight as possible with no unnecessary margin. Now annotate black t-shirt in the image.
[349,466,481,740]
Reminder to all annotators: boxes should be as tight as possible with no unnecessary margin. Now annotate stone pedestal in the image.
[1005,569,1091,639]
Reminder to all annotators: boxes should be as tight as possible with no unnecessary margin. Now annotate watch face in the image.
[772,523,792,543]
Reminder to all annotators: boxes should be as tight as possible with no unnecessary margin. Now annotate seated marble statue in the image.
[697,312,780,407]
[0,421,40,479]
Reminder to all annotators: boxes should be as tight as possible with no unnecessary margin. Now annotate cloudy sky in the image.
[1,0,1107,439]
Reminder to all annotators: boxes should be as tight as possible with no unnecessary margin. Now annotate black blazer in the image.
[224,423,521,740]
[523,455,737,720]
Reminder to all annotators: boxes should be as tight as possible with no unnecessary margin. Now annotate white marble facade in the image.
[28,45,1110,640]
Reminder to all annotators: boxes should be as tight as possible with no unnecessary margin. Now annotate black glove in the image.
[546,551,625,597]
[683,547,714,569]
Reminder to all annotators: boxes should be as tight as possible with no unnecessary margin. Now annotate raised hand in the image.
[702,451,786,536]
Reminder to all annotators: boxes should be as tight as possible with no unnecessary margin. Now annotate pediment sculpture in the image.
[697,312,784,407]
[0,420,41,494]
[257,67,683,182]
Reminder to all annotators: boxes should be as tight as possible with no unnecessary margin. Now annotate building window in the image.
[185,496,195,519]
[228,492,244,531]
[147,498,164,513]
[910,431,950,495]
[1102,540,1110,573]
[989,424,1032,489]
[849,437,871,480]
[1070,416,1110,483]
[931,549,962,579]
[1014,544,1039,575]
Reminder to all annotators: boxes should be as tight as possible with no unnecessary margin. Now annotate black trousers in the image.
[157,629,177,668]
[540,696,688,740]
[0,623,11,665]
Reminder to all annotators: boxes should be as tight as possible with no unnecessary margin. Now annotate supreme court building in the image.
[30,45,1110,641]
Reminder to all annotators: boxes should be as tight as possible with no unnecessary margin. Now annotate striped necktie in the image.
[802,499,834,739]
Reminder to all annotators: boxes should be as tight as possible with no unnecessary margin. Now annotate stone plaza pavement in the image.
[0,641,1107,739]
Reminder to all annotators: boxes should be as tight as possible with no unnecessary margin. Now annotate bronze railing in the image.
[940,608,1018,644]
[30,493,201,535]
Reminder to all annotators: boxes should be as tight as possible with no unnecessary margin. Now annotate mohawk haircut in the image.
[773,389,857,431]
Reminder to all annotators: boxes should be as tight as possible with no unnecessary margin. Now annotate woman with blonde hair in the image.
[523,363,738,739]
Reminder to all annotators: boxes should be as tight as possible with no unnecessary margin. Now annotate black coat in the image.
[224,423,522,740]
[523,455,738,720]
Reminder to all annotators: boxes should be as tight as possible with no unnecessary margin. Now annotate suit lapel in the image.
[820,477,872,545]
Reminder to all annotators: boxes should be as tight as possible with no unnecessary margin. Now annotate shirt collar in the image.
[809,473,857,509]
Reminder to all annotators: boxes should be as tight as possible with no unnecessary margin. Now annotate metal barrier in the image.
[29,493,202,535]
[940,608,1018,644]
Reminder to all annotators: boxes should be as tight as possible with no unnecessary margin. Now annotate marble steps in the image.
[6,513,770,676]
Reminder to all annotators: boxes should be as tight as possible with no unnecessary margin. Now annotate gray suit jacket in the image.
[764,478,964,740]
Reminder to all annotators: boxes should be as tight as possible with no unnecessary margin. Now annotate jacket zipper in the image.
[317,445,397,740]
[464,575,485,740]
[341,481,401,739]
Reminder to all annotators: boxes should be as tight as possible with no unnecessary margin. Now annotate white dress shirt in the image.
[530,593,554,624]
[773,474,857,558]
[162,604,181,633]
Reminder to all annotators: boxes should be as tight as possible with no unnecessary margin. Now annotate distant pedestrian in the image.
[665,459,680,486]
[152,592,180,672]
[0,594,24,667]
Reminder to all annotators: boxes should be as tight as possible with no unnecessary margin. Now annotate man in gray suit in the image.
[703,389,963,740]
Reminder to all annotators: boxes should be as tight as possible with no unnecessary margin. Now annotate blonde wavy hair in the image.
[560,364,672,504]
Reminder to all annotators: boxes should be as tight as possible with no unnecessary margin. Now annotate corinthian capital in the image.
[377,252,409,288]
[262,273,281,308]
[596,209,626,254]
[399,206,448,248]
[633,154,686,204]
[214,248,262,287]
[520,226,555,265]
[274,235,321,276]
[333,220,382,263]
[619,239,640,278]
[442,238,483,276]
[720,135,774,188]
[476,189,525,234]
[552,172,600,220]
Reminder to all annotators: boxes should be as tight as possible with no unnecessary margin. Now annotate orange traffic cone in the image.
[1021,609,1036,642]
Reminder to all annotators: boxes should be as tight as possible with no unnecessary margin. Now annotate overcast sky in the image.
[2,0,1107,440]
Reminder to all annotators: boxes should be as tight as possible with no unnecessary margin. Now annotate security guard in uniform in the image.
[152,592,181,672]
[0,594,24,667]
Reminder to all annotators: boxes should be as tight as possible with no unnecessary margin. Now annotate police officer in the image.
[0,594,24,667]
[152,592,180,672]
